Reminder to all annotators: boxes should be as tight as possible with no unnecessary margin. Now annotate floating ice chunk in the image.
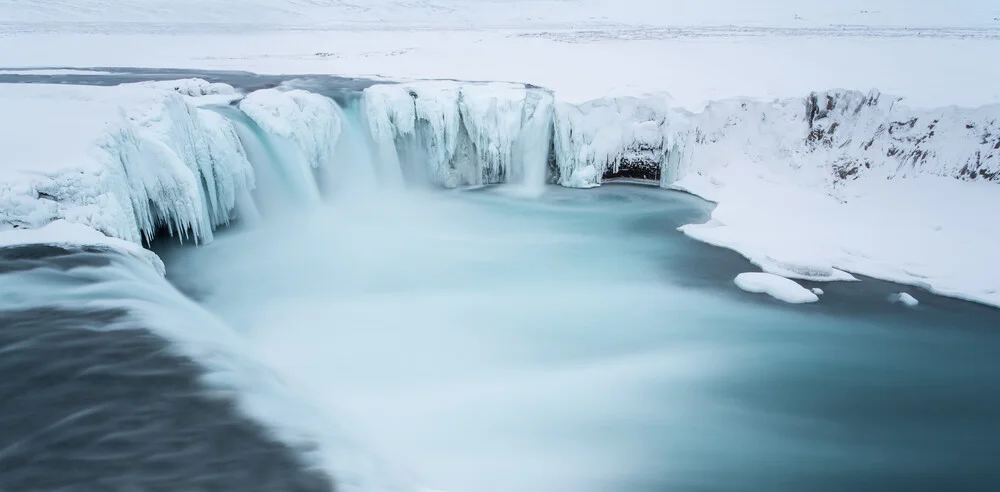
[133,78,237,97]
[892,292,920,307]
[734,272,820,304]
[811,288,825,295]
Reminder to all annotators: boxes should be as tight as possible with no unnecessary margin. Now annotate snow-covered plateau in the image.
[1,77,998,307]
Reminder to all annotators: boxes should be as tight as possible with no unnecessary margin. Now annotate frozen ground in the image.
[2,0,1000,108]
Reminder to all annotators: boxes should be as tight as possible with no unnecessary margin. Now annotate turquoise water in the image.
[159,184,1000,492]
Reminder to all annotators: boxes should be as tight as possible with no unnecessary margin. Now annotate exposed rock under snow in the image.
[734,272,820,304]
[553,94,677,188]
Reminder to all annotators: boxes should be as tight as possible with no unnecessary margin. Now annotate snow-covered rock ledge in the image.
[2,77,998,308]
[0,79,344,272]
[667,91,1000,307]
[360,80,1000,306]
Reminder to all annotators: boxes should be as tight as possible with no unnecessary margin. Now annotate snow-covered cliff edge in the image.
[361,80,1000,306]
[1,77,998,306]
[0,79,345,257]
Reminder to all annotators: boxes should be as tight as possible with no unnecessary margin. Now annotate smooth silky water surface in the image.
[158,184,1000,492]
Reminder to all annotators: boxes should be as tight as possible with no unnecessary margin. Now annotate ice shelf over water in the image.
[1,77,999,307]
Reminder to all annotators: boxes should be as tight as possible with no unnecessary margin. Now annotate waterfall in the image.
[208,104,322,215]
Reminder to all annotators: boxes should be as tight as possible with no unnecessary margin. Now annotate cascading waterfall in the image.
[360,82,557,191]
[0,78,684,492]
[209,104,320,214]
[325,98,380,197]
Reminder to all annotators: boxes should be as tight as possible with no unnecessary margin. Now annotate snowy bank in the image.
[362,81,553,190]
[0,81,255,245]
[528,86,999,307]
[664,91,1000,307]
[2,76,999,309]
[734,272,820,304]
[0,80,352,251]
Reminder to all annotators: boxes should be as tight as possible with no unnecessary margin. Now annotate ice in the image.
[239,89,341,172]
[811,288,824,296]
[0,81,255,245]
[361,82,553,189]
[892,292,920,307]
[552,95,674,187]
[734,272,820,304]
[106,88,255,244]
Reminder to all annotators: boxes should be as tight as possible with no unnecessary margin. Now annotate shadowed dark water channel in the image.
[0,245,334,492]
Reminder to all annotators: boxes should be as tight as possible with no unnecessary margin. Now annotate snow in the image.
[3,0,999,29]
[553,95,674,187]
[239,88,341,171]
[1,28,998,111]
[734,272,820,304]
[811,288,824,296]
[664,91,1000,306]
[0,81,255,245]
[0,68,116,75]
[892,292,920,307]
[238,88,344,202]
[0,219,164,274]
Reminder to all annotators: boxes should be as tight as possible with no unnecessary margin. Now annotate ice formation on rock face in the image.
[0,81,346,247]
[0,81,257,246]
[4,78,1000,308]
[548,89,1000,191]
[102,90,255,244]
[239,89,341,171]
[238,89,343,202]
[361,81,554,189]
[552,95,675,188]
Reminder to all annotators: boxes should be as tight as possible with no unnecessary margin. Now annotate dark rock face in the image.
[0,245,335,492]
[601,145,664,182]
[803,89,1000,184]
